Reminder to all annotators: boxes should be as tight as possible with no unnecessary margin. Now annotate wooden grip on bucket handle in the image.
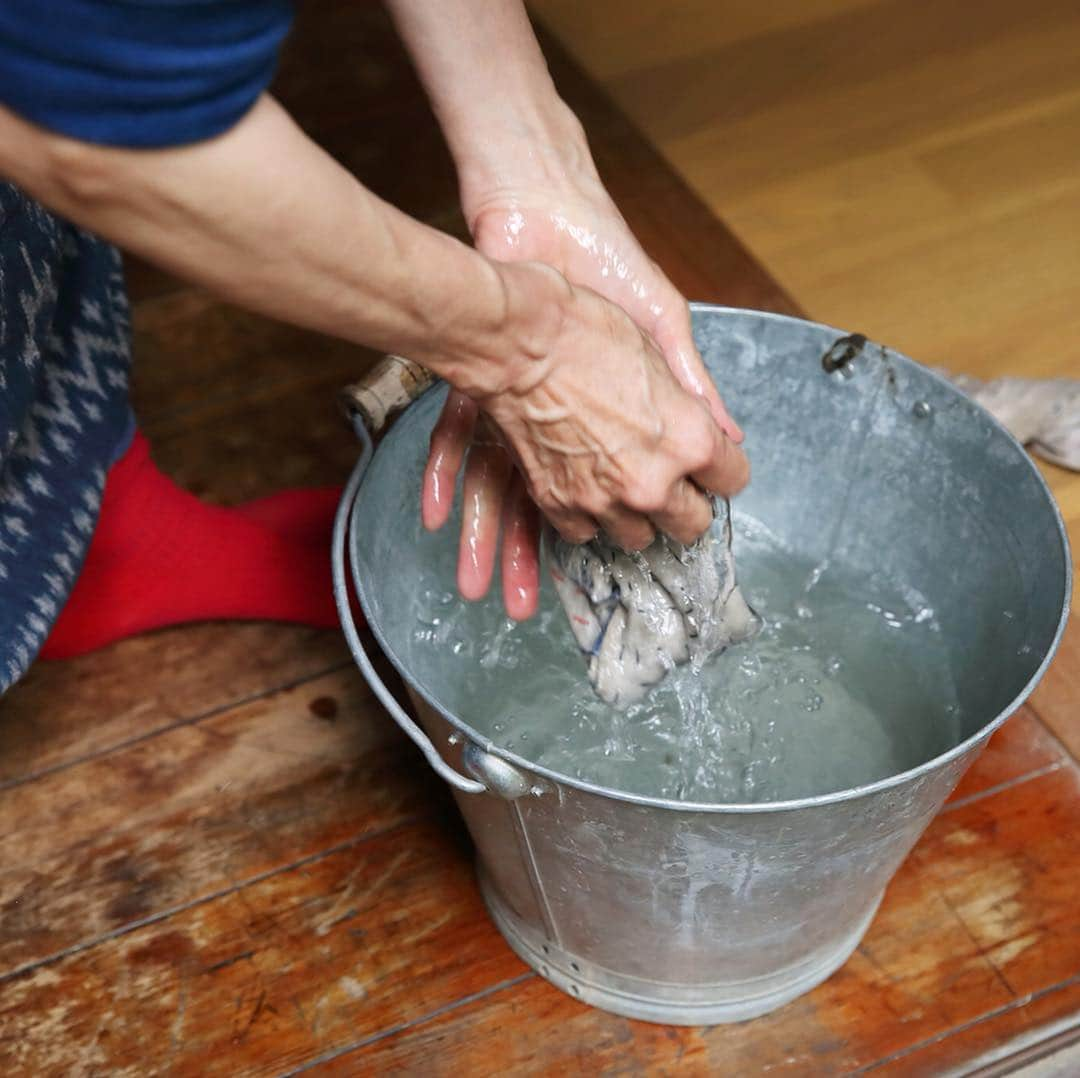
[340,354,436,437]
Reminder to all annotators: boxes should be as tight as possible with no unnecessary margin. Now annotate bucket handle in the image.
[333,358,487,796]
[340,353,437,436]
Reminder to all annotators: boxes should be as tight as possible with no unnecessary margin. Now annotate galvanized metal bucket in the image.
[332,306,1071,1025]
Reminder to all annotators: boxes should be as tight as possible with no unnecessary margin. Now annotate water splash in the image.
[406,514,963,803]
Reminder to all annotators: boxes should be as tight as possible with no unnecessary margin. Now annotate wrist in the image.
[416,258,569,400]
[452,96,597,220]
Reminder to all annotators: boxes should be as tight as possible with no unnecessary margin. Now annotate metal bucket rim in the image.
[349,304,1073,814]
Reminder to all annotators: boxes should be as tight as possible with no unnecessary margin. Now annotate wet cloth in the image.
[945,373,1080,472]
[548,501,760,707]
[0,184,134,692]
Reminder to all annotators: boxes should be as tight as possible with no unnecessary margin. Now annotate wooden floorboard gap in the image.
[853,970,1080,1075]
[283,972,537,1076]
[943,761,1069,812]
[0,658,353,793]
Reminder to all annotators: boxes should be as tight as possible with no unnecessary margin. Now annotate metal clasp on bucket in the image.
[333,355,529,799]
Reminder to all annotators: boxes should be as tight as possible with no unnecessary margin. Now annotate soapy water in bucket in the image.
[404,510,963,804]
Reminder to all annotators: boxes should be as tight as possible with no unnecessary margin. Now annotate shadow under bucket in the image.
[333,306,1071,1024]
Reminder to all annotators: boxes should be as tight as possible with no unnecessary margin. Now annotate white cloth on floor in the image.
[547,501,759,708]
[943,372,1080,471]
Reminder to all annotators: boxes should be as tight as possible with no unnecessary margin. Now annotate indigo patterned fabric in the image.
[0,184,133,692]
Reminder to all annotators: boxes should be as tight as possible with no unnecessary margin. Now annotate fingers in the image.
[457,439,513,601]
[651,285,744,444]
[607,402,745,546]
[595,506,655,552]
[474,274,749,557]
[422,390,477,531]
[543,506,599,546]
[670,341,744,444]
[648,478,714,546]
[500,473,541,620]
[689,424,750,500]
[662,397,749,500]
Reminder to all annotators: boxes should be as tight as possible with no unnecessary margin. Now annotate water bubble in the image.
[795,602,813,620]
[804,693,824,712]
[739,653,763,678]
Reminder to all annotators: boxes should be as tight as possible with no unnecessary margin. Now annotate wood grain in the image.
[945,706,1067,807]
[5,756,1076,1077]
[1030,613,1080,761]
[0,666,433,975]
[0,819,517,1077]
[0,626,346,788]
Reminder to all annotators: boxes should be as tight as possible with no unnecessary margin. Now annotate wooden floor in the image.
[1,4,1079,1076]
[534,0,1080,604]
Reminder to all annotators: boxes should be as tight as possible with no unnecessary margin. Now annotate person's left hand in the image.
[423,170,746,620]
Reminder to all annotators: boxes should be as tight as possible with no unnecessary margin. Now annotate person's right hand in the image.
[432,260,749,576]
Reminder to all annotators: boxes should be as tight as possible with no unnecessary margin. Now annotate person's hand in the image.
[423,166,747,618]
[422,394,541,620]
[425,258,748,618]
[469,177,743,440]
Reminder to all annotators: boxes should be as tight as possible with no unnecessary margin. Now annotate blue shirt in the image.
[0,0,294,147]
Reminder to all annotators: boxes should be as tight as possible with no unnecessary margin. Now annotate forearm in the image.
[0,95,551,394]
[384,0,596,213]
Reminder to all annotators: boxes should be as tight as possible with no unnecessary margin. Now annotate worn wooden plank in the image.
[0,818,523,1078]
[1030,614,1080,762]
[316,767,1080,1075]
[129,290,377,440]
[0,625,346,789]
[945,706,1067,806]
[874,979,1080,1075]
[145,369,366,502]
[0,666,438,980]
[0,670,1059,1010]
[124,255,185,306]
[0,674,1064,1068]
